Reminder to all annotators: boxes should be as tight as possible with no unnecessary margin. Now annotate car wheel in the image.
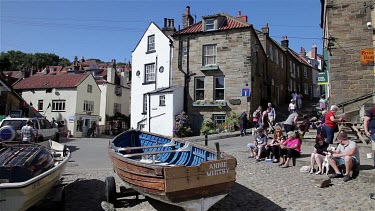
[53,133,60,142]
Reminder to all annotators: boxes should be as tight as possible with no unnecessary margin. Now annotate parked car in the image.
[0,117,60,142]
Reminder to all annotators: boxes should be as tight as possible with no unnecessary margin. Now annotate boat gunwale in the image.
[0,143,70,189]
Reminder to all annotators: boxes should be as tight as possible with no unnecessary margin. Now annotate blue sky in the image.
[0,0,322,63]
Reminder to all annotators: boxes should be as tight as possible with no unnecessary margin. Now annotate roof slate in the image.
[13,73,89,90]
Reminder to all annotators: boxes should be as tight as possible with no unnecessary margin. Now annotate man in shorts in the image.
[328,132,360,182]
[363,106,375,167]
[247,128,268,161]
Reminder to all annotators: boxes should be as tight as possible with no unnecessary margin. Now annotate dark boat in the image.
[107,130,237,211]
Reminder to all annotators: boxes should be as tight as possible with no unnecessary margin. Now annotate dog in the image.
[322,146,335,175]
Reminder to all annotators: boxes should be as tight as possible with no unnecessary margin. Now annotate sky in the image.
[0,0,323,63]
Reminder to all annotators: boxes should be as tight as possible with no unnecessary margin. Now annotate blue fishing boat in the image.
[107,130,237,211]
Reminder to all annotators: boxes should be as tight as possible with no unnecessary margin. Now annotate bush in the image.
[200,119,217,135]
[224,112,239,132]
[173,112,192,137]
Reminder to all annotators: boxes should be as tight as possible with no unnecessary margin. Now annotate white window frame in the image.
[83,100,94,112]
[143,94,147,113]
[280,54,284,69]
[203,45,217,66]
[114,103,121,114]
[159,95,166,106]
[205,18,215,31]
[87,84,92,93]
[212,114,226,125]
[297,66,300,78]
[275,49,279,65]
[145,63,155,83]
[214,76,225,101]
[52,100,66,111]
[147,35,155,52]
[195,77,205,101]
[289,61,292,73]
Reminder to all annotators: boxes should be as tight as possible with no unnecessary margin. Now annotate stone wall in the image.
[326,0,374,106]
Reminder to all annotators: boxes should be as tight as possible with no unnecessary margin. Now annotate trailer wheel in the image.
[105,176,116,204]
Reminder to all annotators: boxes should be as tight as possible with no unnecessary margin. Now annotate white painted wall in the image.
[20,74,101,137]
[131,22,173,132]
[148,87,183,136]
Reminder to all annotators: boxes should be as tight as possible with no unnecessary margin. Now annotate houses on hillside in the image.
[13,73,100,137]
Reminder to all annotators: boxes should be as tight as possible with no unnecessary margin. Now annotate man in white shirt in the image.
[328,132,360,182]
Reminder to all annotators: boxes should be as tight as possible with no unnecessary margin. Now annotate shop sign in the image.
[360,48,374,65]
[317,71,328,85]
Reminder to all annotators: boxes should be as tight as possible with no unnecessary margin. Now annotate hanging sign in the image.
[317,71,328,85]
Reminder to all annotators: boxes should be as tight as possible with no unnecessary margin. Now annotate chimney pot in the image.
[186,6,190,14]
[238,11,241,16]
[164,18,167,28]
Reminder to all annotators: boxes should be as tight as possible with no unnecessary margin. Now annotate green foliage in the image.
[200,119,217,135]
[224,112,239,132]
[173,112,192,137]
[0,50,71,71]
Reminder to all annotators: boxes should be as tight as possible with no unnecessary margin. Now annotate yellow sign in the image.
[360,49,374,65]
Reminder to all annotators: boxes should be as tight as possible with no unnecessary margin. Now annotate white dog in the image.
[322,146,335,175]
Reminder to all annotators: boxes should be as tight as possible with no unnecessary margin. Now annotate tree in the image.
[0,52,11,72]
[58,57,71,66]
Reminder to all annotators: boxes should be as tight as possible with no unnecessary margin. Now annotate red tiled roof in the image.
[13,73,89,90]
[3,71,21,78]
[289,49,312,67]
[179,13,250,34]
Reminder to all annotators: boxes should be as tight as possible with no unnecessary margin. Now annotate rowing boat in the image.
[0,140,70,211]
[107,130,237,211]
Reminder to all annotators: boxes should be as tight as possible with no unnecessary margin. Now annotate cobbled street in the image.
[34,136,375,211]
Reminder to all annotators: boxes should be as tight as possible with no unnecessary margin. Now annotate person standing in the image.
[260,108,270,135]
[283,111,299,133]
[291,91,298,102]
[21,120,34,142]
[296,92,303,109]
[364,106,375,167]
[239,110,248,136]
[267,103,276,126]
[288,100,297,114]
[319,95,327,111]
[91,122,97,138]
[323,105,343,144]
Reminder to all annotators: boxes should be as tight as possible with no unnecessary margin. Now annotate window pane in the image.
[196,90,204,100]
[196,77,204,89]
[215,77,224,88]
[215,90,224,100]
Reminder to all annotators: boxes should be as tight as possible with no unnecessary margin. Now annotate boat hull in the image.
[0,141,70,211]
[109,130,237,210]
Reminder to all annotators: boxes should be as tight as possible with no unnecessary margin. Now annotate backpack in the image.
[252,110,260,118]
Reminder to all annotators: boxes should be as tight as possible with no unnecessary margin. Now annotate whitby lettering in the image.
[206,161,229,176]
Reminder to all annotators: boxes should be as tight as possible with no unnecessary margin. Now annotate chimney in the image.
[261,23,269,36]
[162,18,176,36]
[107,59,116,83]
[281,36,289,48]
[237,11,248,22]
[73,56,79,71]
[182,6,194,28]
[299,47,306,57]
[311,43,317,59]
[81,56,85,63]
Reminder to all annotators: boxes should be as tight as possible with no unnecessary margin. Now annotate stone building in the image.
[321,0,375,113]
[172,7,267,134]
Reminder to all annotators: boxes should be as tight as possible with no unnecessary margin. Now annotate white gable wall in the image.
[131,23,173,133]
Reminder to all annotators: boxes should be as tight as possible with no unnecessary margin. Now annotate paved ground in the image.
[31,134,375,211]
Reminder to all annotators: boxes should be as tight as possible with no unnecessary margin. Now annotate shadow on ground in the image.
[210,183,284,211]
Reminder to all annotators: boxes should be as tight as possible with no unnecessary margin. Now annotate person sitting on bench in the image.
[279,131,301,168]
[247,128,268,161]
[328,132,360,182]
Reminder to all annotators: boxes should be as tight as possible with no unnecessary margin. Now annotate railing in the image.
[336,92,374,113]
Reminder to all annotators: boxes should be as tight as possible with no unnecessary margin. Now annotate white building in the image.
[13,73,101,138]
[305,44,324,98]
[131,19,184,136]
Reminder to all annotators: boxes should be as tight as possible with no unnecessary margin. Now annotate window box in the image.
[192,100,227,107]
[200,65,219,71]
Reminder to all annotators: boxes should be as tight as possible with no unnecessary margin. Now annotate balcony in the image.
[192,100,227,107]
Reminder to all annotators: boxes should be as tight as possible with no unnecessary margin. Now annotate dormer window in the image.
[205,18,215,31]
